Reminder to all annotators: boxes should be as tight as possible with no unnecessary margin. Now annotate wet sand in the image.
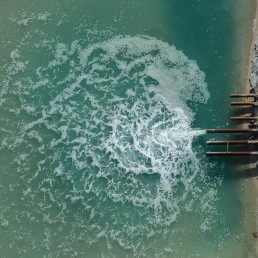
[239,0,258,255]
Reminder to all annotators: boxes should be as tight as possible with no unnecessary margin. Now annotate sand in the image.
[239,0,258,255]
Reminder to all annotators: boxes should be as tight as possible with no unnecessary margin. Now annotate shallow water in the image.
[0,0,256,257]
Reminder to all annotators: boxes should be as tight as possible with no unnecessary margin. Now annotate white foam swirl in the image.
[1,34,212,254]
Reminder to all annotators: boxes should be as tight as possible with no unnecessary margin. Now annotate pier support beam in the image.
[207,129,258,133]
[207,140,258,145]
[230,101,257,106]
[207,152,258,156]
[230,94,257,98]
[230,116,258,121]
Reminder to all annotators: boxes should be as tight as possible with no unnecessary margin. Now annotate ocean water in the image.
[0,0,256,257]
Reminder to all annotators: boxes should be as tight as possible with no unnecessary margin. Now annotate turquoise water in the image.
[0,0,256,257]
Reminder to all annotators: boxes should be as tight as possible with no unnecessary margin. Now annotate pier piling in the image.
[230,116,258,121]
[230,94,257,98]
[207,129,258,133]
[206,93,258,157]
[207,152,258,156]
[207,140,258,145]
[230,101,257,106]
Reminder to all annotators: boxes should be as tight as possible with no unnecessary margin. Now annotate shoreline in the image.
[240,0,258,255]
[246,0,258,91]
[250,0,258,250]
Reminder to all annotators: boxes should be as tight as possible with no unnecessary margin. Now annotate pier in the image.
[206,93,258,156]
[207,152,258,156]
[207,140,258,145]
[207,129,258,133]
[230,101,258,107]
[230,116,258,121]
[230,94,257,98]
[230,101,258,106]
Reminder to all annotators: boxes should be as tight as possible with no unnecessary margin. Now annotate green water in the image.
[0,0,256,257]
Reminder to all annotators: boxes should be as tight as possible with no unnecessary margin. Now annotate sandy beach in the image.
[239,0,258,255]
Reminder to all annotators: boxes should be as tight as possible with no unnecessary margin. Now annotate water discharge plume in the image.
[0,33,217,256]
[166,129,207,140]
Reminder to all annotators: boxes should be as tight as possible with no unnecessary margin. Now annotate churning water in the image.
[0,0,256,257]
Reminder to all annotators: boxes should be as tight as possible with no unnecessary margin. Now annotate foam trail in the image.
[192,129,207,136]
[165,129,206,139]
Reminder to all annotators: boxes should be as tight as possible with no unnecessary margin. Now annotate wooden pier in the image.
[207,140,258,145]
[207,129,258,133]
[230,101,258,106]
[206,93,258,156]
[207,152,258,156]
[230,116,258,121]
[230,94,257,98]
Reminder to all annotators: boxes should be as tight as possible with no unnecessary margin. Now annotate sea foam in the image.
[0,34,213,254]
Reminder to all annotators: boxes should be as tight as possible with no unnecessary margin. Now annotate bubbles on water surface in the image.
[0,32,219,255]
